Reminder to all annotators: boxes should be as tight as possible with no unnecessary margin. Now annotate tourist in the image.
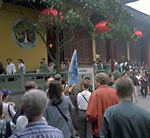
[0,62,5,74]
[140,72,148,98]
[1,89,16,121]
[77,79,92,138]
[10,89,64,138]
[6,58,16,74]
[100,77,150,138]
[0,101,16,137]
[44,80,75,138]
[86,73,119,138]
[40,58,48,73]
[18,59,25,73]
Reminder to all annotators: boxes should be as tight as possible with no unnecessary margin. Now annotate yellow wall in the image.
[0,3,47,71]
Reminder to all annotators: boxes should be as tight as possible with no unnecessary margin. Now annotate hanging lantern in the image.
[134,30,142,39]
[95,21,110,44]
[131,30,142,48]
[40,8,63,23]
[95,21,110,34]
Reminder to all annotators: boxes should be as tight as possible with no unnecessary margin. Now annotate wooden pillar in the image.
[127,41,130,61]
[92,33,96,62]
[147,38,150,67]
[110,40,114,72]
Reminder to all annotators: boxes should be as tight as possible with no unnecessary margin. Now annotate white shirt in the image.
[6,63,16,74]
[77,91,91,110]
[136,75,142,80]
[3,103,16,121]
[18,63,26,73]
[16,115,28,132]
[16,115,46,132]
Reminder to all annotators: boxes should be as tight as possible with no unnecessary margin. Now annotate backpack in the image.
[12,108,24,124]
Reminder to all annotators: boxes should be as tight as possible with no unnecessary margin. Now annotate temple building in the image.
[0,0,150,72]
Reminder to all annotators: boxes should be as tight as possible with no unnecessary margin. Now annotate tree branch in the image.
[27,0,41,14]
[59,23,77,45]
[60,36,93,52]
[60,29,75,50]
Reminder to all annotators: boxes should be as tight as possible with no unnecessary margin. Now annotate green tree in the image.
[1,0,135,73]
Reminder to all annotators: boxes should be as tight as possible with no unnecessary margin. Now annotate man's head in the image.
[7,58,11,64]
[82,75,86,80]
[42,58,46,63]
[47,77,54,86]
[123,72,128,78]
[25,81,37,91]
[94,73,109,88]
[111,71,121,83]
[137,72,140,76]
[130,72,134,78]
[82,79,90,90]
[116,77,134,99]
[54,74,62,84]
[21,89,47,118]
[142,72,146,77]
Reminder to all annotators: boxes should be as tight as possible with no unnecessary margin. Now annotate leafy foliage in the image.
[0,0,2,7]
[1,0,136,73]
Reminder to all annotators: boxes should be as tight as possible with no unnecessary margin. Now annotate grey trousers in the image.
[78,109,92,138]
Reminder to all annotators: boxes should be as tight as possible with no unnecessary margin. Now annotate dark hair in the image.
[7,58,11,61]
[18,59,24,64]
[42,58,45,61]
[123,72,128,76]
[82,75,86,79]
[83,79,90,89]
[45,74,51,81]
[0,101,3,116]
[49,80,62,106]
[85,77,90,80]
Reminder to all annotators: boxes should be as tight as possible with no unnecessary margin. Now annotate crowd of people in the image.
[0,68,150,138]
[93,60,147,72]
[0,58,71,75]
[0,58,25,75]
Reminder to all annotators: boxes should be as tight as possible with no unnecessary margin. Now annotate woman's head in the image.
[18,59,24,64]
[143,72,147,77]
[49,80,62,106]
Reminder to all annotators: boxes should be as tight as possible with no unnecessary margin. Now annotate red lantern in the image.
[95,21,110,44]
[133,30,142,39]
[40,8,63,23]
[131,30,142,48]
[95,21,110,34]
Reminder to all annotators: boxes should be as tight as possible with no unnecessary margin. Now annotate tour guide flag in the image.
[68,50,79,86]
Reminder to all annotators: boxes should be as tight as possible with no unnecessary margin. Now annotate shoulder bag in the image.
[56,105,74,138]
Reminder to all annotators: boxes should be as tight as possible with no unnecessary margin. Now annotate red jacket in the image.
[86,85,119,137]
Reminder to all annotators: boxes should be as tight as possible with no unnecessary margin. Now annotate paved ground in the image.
[135,95,150,113]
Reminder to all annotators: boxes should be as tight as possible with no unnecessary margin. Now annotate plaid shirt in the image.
[9,120,64,138]
[0,118,16,138]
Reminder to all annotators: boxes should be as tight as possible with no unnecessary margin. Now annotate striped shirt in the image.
[9,120,64,138]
